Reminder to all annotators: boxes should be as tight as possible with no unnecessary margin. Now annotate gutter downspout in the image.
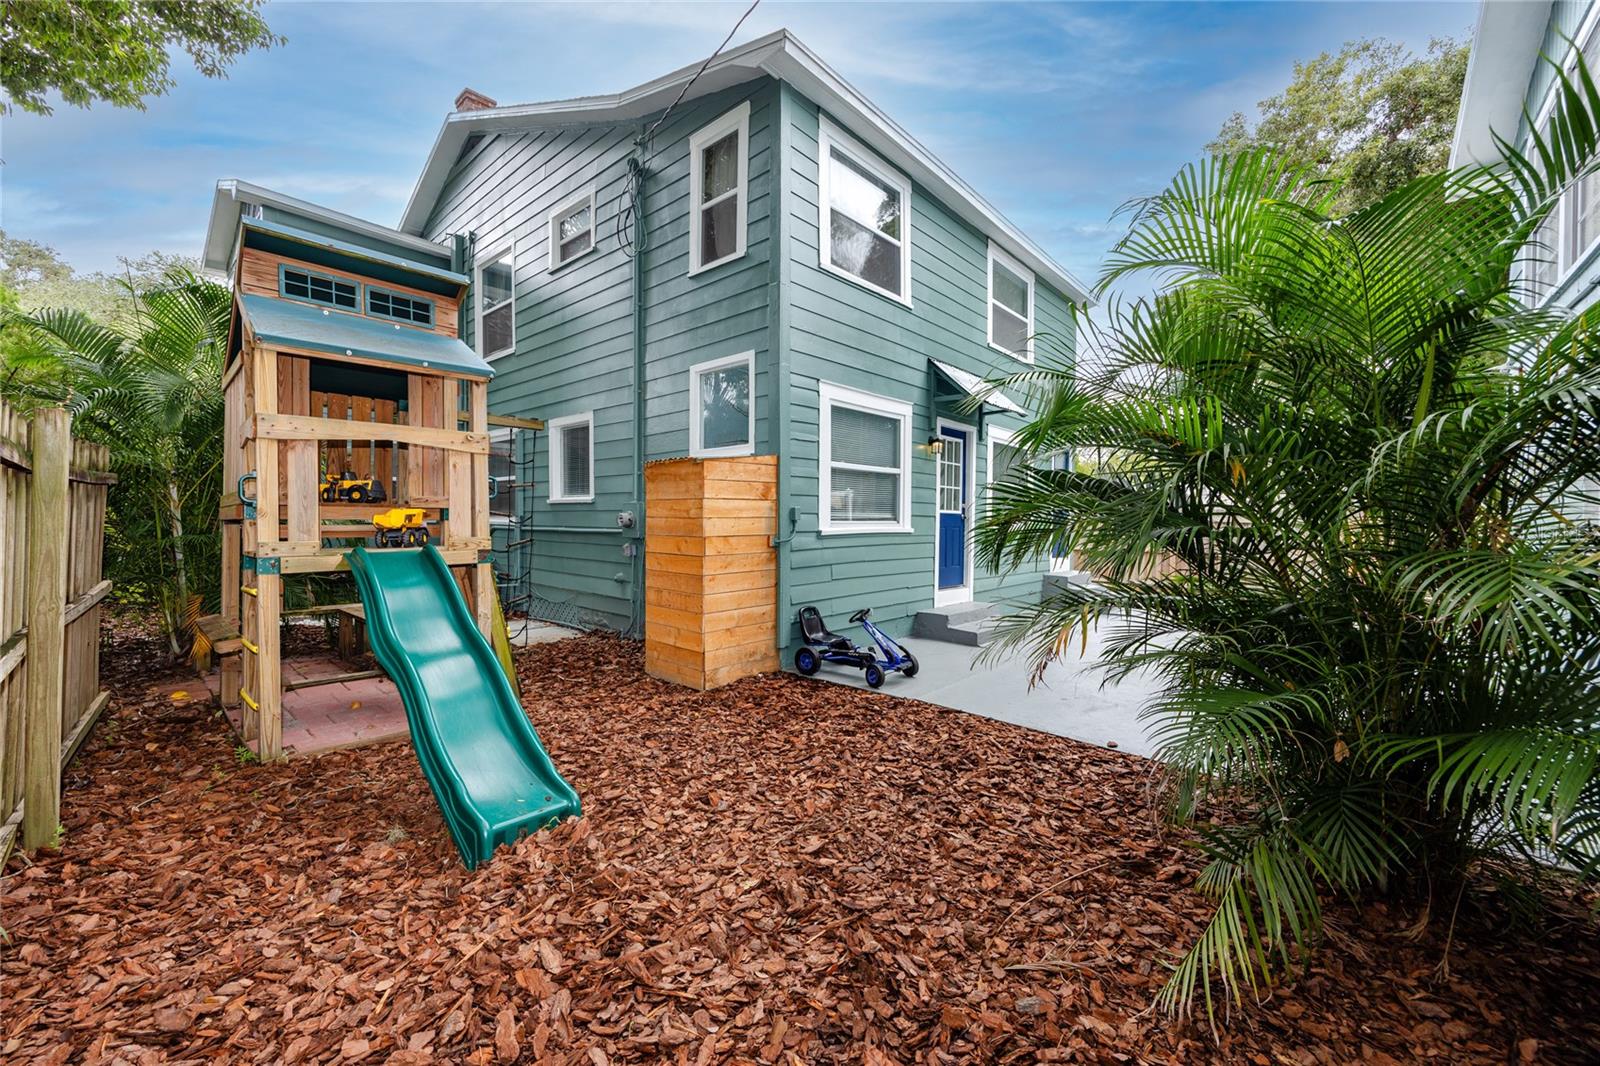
[768,82,796,652]
[628,145,649,635]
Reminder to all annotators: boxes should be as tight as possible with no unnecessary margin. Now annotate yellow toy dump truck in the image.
[372,507,429,548]
[321,470,387,504]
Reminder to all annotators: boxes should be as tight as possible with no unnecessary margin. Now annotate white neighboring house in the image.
[1453,0,1600,521]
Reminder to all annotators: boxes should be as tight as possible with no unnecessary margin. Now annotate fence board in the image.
[0,399,112,862]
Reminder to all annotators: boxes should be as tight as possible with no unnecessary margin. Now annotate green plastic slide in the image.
[347,544,580,868]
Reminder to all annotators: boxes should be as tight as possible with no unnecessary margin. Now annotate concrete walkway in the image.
[798,624,1163,758]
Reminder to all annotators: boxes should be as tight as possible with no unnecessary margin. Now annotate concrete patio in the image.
[794,622,1163,758]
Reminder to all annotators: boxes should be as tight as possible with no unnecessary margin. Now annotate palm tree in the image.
[2,268,230,653]
[978,60,1600,1019]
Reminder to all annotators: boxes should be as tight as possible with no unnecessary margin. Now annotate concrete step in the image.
[912,602,998,645]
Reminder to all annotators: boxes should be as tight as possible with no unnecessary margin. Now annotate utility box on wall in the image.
[643,456,779,690]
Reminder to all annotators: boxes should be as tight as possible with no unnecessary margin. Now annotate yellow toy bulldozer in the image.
[321,470,387,504]
[372,507,429,548]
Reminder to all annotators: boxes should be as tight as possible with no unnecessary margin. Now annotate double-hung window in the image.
[689,352,754,457]
[817,117,912,304]
[689,102,749,274]
[476,245,515,360]
[549,189,596,270]
[818,381,912,534]
[548,412,594,503]
[988,242,1034,361]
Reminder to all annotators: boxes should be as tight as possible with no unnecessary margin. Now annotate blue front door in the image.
[937,425,968,590]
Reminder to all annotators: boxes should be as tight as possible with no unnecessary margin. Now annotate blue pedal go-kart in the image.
[793,605,918,688]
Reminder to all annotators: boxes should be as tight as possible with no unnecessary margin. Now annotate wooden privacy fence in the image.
[0,401,114,861]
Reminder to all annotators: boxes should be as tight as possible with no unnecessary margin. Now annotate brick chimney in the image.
[454,87,497,112]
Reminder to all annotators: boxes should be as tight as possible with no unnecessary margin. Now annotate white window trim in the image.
[548,188,598,272]
[688,101,750,276]
[931,416,976,608]
[475,240,515,361]
[817,380,913,535]
[688,351,755,458]
[816,115,914,307]
[488,426,517,527]
[547,411,595,504]
[987,241,1035,362]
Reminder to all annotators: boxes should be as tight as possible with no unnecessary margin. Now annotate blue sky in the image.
[3,1,1472,283]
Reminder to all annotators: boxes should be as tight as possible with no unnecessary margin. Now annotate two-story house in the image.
[206,29,1089,657]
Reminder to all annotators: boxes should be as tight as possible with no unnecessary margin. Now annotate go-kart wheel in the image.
[864,663,885,688]
[348,486,367,503]
[901,649,919,678]
[795,647,820,675]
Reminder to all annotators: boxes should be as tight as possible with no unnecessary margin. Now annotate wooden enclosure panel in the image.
[237,247,460,337]
[643,456,779,691]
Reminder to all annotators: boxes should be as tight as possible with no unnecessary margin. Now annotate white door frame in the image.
[932,416,976,607]
[988,427,1074,576]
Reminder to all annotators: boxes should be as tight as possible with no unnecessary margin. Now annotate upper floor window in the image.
[549,190,596,271]
[367,286,434,327]
[987,243,1034,361]
[548,412,594,503]
[817,117,912,305]
[689,351,754,457]
[476,244,514,360]
[689,101,750,274]
[280,265,357,311]
[818,380,913,534]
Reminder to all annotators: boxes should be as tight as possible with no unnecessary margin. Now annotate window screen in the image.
[489,432,516,518]
[559,421,591,499]
[281,267,357,310]
[990,255,1031,356]
[829,405,902,524]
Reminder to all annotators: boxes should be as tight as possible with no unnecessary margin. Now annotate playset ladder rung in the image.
[241,584,259,597]
[239,688,259,712]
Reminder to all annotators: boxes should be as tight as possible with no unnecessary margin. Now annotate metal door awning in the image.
[929,358,1027,416]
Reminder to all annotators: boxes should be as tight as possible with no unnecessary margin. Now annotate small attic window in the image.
[280,265,357,310]
[367,286,434,327]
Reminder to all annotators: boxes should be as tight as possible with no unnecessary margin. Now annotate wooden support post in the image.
[469,381,493,639]
[220,522,242,708]
[22,407,69,849]
[256,572,282,761]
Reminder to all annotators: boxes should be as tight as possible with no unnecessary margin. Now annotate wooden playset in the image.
[206,213,498,761]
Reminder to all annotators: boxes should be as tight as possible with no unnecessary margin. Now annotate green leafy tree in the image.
[1,0,282,115]
[979,61,1600,1019]
[1210,36,1469,214]
[4,269,229,651]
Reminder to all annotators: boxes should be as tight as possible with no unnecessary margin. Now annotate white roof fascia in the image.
[1449,1,1554,170]
[397,29,1093,305]
[203,178,451,274]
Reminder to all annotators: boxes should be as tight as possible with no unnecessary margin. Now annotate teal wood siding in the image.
[420,81,776,630]
[776,90,1077,644]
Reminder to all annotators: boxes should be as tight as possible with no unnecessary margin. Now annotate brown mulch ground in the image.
[4,623,1599,1065]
